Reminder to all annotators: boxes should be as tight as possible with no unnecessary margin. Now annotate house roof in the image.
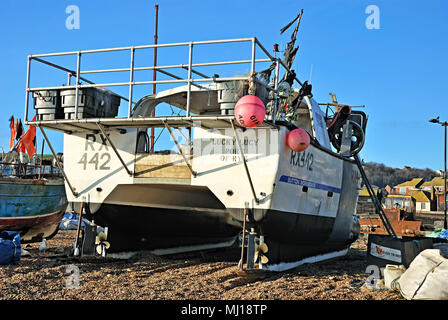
[387,194,412,199]
[408,190,431,202]
[395,178,424,188]
[358,186,379,197]
[421,177,445,187]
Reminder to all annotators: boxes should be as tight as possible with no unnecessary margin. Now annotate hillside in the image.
[362,162,439,189]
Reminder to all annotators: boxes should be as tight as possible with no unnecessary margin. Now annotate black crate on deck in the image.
[98,87,120,117]
[367,234,433,268]
[61,87,120,119]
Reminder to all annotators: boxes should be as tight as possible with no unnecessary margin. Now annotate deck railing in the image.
[0,161,61,179]
[24,37,303,125]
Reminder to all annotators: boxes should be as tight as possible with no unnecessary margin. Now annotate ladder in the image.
[354,154,397,238]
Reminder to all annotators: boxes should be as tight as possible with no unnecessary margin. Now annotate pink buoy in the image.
[286,128,310,152]
[234,95,265,128]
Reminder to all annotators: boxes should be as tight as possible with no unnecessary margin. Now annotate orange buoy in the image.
[286,128,310,152]
[234,95,265,128]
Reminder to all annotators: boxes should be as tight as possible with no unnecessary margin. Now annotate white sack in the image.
[396,249,448,300]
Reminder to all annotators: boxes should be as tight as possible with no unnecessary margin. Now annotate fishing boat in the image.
[0,154,68,242]
[22,13,368,271]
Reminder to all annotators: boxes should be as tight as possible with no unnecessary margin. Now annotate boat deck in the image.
[26,115,276,134]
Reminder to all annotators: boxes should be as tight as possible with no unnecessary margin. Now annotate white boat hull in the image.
[63,122,361,264]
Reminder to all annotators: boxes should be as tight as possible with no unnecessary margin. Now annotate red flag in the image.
[15,119,24,141]
[8,116,14,129]
[21,115,37,157]
[17,140,26,154]
[16,119,26,153]
[9,116,15,149]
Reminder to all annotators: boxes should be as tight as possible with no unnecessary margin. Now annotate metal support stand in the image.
[273,59,280,123]
[74,52,81,120]
[230,120,259,204]
[73,201,84,256]
[186,42,193,116]
[38,138,45,180]
[353,154,397,238]
[258,235,266,269]
[239,208,248,271]
[96,123,133,176]
[444,123,447,229]
[81,223,97,257]
[102,227,109,257]
[163,121,196,177]
[128,47,135,117]
[237,208,268,278]
[39,126,78,197]
[24,56,31,122]
[246,228,256,270]
[429,118,448,229]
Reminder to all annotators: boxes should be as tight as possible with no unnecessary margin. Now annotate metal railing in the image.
[24,37,304,125]
[0,161,62,179]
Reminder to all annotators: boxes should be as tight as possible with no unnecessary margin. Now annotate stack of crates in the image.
[33,87,121,120]
[33,90,64,120]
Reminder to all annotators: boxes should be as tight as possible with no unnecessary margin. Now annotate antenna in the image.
[309,64,313,83]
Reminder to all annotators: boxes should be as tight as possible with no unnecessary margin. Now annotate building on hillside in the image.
[385,185,392,195]
[421,177,445,193]
[408,190,433,212]
[421,177,445,210]
[435,190,447,211]
[356,186,381,216]
[393,178,424,195]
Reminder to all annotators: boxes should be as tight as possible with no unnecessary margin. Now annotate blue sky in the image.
[1,0,447,171]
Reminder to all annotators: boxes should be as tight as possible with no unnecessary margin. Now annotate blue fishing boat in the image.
[0,160,68,242]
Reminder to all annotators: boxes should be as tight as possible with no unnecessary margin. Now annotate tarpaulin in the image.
[0,231,21,265]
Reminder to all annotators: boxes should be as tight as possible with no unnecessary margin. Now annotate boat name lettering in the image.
[220,155,241,162]
[79,134,112,170]
[290,150,313,171]
[214,145,241,162]
[78,152,111,170]
[211,138,258,146]
[85,134,109,151]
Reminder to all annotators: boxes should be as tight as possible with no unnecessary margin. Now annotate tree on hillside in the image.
[361,162,438,189]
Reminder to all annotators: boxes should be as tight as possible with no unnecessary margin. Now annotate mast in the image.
[150,4,159,152]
